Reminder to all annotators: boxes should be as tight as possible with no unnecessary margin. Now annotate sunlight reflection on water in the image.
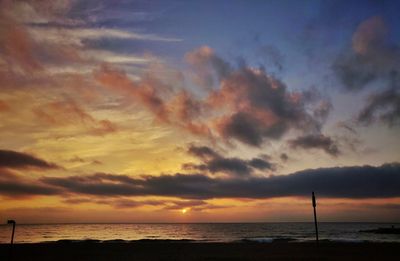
[0,223,399,243]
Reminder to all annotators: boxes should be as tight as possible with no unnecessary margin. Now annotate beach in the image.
[1,241,399,261]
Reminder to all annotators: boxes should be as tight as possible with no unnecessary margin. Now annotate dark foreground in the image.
[1,241,399,261]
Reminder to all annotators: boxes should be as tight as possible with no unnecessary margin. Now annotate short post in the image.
[312,192,319,246]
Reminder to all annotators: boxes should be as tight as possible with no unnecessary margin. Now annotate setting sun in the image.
[181,208,189,214]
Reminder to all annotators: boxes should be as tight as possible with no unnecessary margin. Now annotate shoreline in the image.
[0,237,395,244]
[1,241,399,260]
[1,235,399,244]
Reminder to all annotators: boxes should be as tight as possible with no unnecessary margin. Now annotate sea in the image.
[0,223,399,244]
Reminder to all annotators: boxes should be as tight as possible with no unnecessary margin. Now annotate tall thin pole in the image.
[7,219,16,259]
[10,222,15,244]
[312,192,319,246]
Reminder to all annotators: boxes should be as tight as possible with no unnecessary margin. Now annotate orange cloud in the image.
[0,22,42,73]
[0,100,10,112]
[352,16,387,55]
[33,99,117,135]
[94,64,170,122]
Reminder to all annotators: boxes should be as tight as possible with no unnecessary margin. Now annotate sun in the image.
[181,208,189,214]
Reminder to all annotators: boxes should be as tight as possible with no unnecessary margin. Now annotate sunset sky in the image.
[0,0,399,223]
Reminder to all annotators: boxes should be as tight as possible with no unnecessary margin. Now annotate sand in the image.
[1,241,399,260]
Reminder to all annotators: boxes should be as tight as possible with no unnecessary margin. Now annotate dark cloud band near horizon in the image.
[0,150,59,169]
[1,162,399,200]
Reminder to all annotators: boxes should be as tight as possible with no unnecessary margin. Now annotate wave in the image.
[325,238,364,243]
[241,237,296,243]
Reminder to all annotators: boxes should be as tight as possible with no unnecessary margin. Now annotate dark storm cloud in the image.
[289,134,340,156]
[0,150,59,169]
[185,145,275,176]
[38,163,400,199]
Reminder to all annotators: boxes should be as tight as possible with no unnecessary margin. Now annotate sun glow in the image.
[181,208,189,214]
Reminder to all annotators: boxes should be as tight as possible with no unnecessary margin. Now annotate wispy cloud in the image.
[29,27,182,47]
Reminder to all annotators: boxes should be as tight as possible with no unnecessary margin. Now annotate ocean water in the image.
[0,223,399,244]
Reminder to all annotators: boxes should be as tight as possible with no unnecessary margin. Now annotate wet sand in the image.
[1,241,399,260]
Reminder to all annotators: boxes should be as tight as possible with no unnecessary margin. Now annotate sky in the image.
[0,0,399,223]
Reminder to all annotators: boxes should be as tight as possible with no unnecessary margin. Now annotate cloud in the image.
[61,196,218,212]
[0,0,83,74]
[37,163,400,199]
[289,134,340,156]
[29,27,182,47]
[162,199,207,210]
[0,3,43,73]
[0,168,60,197]
[0,0,179,82]
[168,90,212,137]
[185,46,231,88]
[184,145,275,176]
[89,46,331,148]
[332,16,400,129]
[110,199,166,209]
[248,158,274,170]
[357,85,400,127]
[83,50,154,65]
[256,44,285,71]
[207,66,326,146]
[0,100,10,112]
[187,145,221,160]
[33,99,118,135]
[199,158,251,176]
[63,197,167,209]
[0,150,59,169]
[214,111,266,146]
[169,91,203,122]
[94,64,170,122]
[333,16,400,91]
[337,121,357,134]
[0,179,60,197]
[280,153,289,162]
[68,156,102,166]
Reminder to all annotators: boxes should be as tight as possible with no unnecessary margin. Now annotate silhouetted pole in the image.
[312,192,319,246]
[7,220,16,260]
[7,220,16,244]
